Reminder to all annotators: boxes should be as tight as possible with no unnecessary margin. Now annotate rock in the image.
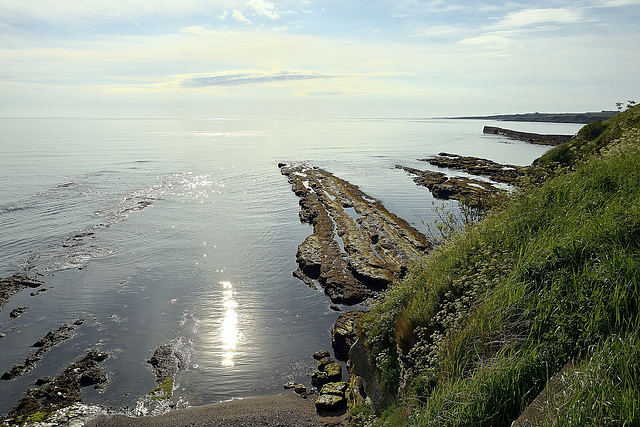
[280,164,431,306]
[397,165,501,206]
[320,382,347,397]
[284,381,297,389]
[0,332,6,340]
[349,339,394,415]
[9,306,29,318]
[324,362,342,381]
[2,322,83,380]
[347,375,367,407]
[294,384,307,394]
[483,126,573,145]
[312,349,331,360]
[315,394,346,412]
[6,349,109,421]
[421,152,524,184]
[147,341,188,381]
[35,377,54,386]
[0,274,45,311]
[330,305,341,311]
[317,356,335,370]
[30,288,48,297]
[80,368,108,388]
[332,310,367,361]
[311,370,329,388]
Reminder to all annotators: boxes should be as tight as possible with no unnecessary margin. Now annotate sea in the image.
[0,117,583,417]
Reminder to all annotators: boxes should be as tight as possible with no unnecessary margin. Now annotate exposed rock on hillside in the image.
[280,163,430,305]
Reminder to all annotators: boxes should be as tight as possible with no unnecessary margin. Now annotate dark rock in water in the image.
[294,383,308,394]
[0,332,6,340]
[35,377,54,386]
[2,321,83,380]
[312,349,331,360]
[421,152,525,184]
[483,126,573,145]
[33,322,78,347]
[330,305,341,311]
[9,306,29,318]
[6,349,108,421]
[315,394,346,412]
[0,274,45,311]
[280,164,430,305]
[397,165,500,204]
[30,287,48,297]
[80,367,108,388]
[147,342,188,381]
[332,310,367,362]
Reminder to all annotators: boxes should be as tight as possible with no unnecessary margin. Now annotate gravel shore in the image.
[85,393,349,427]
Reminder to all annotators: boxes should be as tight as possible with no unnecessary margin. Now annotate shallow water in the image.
[0,117,583,415]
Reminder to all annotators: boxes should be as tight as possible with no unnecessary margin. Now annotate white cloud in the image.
[248,0,280,20]
[595,0,640,6]
[490,7,590,30]
[232,10,251,24]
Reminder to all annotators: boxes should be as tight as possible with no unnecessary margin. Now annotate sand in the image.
[85,392,349,427]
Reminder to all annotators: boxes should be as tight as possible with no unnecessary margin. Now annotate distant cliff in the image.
[451,111,617,123]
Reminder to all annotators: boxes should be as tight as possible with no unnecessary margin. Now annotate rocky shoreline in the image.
[279,163,430,305]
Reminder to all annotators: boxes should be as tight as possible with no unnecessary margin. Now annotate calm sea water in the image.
[0,117,583,416]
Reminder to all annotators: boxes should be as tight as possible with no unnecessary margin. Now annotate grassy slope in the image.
[360,105,640,426]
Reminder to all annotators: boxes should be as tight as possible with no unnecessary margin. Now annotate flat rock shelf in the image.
[279,163,430,305]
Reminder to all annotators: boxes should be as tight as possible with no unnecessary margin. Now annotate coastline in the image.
[85,392,349,427]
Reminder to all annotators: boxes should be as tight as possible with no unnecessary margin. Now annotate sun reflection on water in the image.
[220,281,238,367]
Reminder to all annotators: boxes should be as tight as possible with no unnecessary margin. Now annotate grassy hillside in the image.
[358,104,640,426]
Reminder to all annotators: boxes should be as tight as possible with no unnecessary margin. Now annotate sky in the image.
[0,0,639,117]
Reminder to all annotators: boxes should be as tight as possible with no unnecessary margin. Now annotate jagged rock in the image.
[294,384,307,394]
[420,152,525,184]
[6,349,109,421]
[9,306,29,318]
[2,321,84,380]
[315,394,345,412]
[332,310,367,362]
[0,274,44,311]
[280,164,430,305]
[147,342,188,382]
[284,381,298,389]
[397,165,500,204]
[80,368,108,388]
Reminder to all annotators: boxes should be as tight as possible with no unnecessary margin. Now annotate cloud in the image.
[490,7,590,30]
[232,10,251,24]
[180,71,342,88]
[248,0,280,20]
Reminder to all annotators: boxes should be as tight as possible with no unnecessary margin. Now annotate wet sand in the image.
[86,393,349,427]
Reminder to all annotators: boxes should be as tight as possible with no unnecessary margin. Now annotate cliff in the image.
[356,105,640,426]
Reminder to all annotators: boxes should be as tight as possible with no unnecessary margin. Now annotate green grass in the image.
[360,105,640,426]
